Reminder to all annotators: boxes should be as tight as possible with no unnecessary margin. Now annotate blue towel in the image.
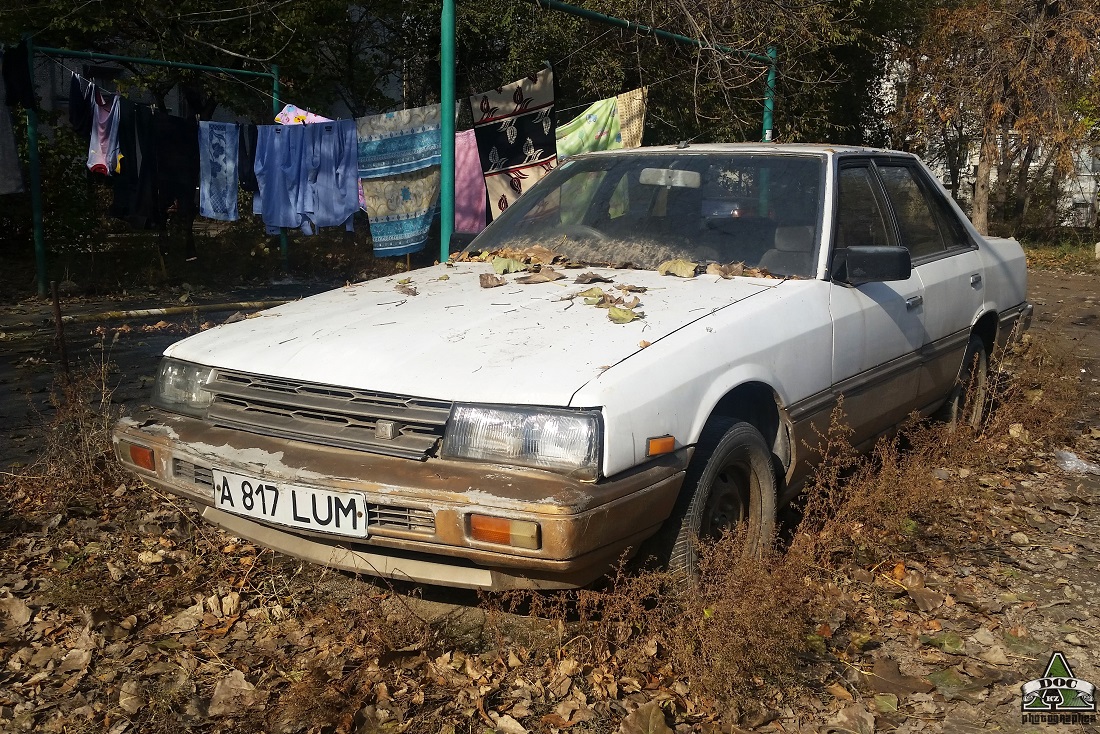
[254,124,305,231]
[198,121,239,221]
[300,119,358,231]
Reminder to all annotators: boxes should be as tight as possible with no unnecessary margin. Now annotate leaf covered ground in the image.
[1,271,1100,733]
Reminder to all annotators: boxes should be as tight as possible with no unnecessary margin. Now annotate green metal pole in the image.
[762,46,777,142]
[271,64,289,270]
[440,0,456,263]
[24,37,46,297]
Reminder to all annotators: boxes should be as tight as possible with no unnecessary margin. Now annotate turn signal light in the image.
[646,435,676,456]
[469,514,541,550]
[125,442,156,472]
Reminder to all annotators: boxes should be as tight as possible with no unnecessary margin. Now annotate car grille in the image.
[172,459,436,534]
[203,370,452,460]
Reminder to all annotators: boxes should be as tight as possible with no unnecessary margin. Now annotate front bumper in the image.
[113,409,687,590]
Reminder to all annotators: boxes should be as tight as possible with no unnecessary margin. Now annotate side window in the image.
[876,164,946,260]
[921,178,972,250]
[835,166,894,250]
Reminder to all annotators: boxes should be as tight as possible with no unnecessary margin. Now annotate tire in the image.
[661,419,778,581]
[937,334,989,430]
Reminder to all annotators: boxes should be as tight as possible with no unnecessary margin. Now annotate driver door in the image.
[828,161,927,446]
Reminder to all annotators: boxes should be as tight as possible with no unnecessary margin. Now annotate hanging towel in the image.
[555,96,621,160]
[0,76,23,194]
[299,118,358,231]
[68,73,94,138]
[454,129,486,234]
[360,168,441,256]
[274,104,331,125]
[471,68,556,220]
[108,99,140,220]
[253,123,306,231]
[616,87,647,148]
[356,103,445,256]
[238,123,259,193]
[198,121,240,221]
[153,111,200,222]
[355,103,443,178]
[128,104,158,227]
[2,40,35,109]
[87,89,121,176]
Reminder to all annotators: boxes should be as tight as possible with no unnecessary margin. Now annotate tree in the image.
[893,0,1100,234]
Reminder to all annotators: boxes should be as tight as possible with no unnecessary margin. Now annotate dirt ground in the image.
[1,265,1099,733]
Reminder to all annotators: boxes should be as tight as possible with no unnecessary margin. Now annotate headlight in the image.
[152,358,215,417]
[441,405,601,480]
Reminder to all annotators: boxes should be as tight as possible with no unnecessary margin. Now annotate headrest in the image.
[773,225,816,253]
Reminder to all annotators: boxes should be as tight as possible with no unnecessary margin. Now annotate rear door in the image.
[872,158,985,408]
[828,160,927,445]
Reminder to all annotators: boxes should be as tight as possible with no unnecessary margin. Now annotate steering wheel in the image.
[552,223,608,241]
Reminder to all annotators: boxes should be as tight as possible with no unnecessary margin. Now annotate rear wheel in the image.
[937,335,989,430]
[661,419,778,581]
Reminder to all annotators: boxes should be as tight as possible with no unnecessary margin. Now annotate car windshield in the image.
[468,152,825,277]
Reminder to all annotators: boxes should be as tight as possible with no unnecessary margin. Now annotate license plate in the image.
[212,469,369,538]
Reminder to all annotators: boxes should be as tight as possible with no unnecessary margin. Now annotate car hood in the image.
[166,263,781,406]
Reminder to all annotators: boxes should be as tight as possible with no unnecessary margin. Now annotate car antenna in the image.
[676,132,706,149]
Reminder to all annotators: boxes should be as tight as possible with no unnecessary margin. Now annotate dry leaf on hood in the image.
[516,268,566,284]
[608,306,643,324]
[395,283,418,296]
[706,262,745,279]
[574,272,614,284]
[480,273,506,288]
[617,284,647,293]
[576,287,606,299]
[639,340,651,348]
[657,259,698,278]
[492,257,526,275]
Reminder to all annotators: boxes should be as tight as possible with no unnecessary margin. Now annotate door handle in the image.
[906,295,924,310]
[970,273,982,286]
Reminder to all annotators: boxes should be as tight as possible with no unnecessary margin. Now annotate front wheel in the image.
[937,334,989,430]
[661,419,778,581]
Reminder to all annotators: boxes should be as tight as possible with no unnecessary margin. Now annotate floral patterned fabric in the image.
[356,104,446,256]
[470,68,557,220]
[274,104,331,125]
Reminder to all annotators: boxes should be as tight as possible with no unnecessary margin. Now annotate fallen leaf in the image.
[608,307,643,324]
[397,277,412,285]
[0,593,32,628]
[119,680,143,715]
[826,682,854,701]
[827,704,874,734]
[657,258,698,278]
[706,262,745,278]
[395,284,418,296]
[617,284,647,293]
[867,656,933,695]
[492,257,526,275]
[639,340,651,348]
[574,272,614,284]
[436,274,450,281]
[516,268,566,284]
[207,669,268,716]
[920,630,965,654]
[908,586,945,612]
[619,700,672,734]
[576,286,606,298]
[492,713,528,734]
[480,273,506,288]
[541,713,576,728]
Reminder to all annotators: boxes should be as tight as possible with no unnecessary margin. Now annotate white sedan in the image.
[113,144,1031,590]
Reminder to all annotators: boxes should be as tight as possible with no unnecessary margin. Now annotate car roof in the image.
[577,143,914,158]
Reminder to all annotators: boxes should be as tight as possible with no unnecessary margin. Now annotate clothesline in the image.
[554,67,689,116]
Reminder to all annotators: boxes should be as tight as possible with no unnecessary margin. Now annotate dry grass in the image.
[0,332,1085,732]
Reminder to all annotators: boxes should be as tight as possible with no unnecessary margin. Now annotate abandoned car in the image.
[113,144,1032,590]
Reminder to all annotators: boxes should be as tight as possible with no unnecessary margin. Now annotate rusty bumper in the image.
[112,409,687,590]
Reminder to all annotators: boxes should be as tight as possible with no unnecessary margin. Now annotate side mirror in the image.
[835,246,912,285]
